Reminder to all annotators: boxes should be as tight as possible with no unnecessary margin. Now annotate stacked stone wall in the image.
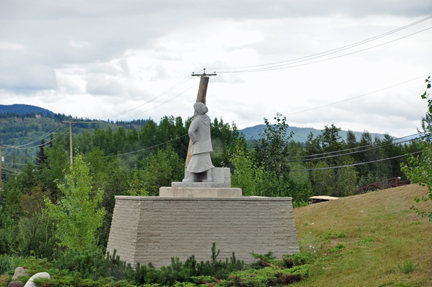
[107,196,299,268]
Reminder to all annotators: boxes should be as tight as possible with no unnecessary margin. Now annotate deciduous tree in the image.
[44,154,106,250]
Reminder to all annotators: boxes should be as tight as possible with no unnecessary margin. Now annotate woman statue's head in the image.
[193,102,208,115]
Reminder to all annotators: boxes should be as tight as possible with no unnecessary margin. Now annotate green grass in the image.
[291,184,432,287]
[398,260,415,274]
[0,254,24,276]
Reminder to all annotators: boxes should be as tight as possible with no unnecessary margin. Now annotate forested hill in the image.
[240,124,386,143]
[0,104,55,116]
[0,110,149,167]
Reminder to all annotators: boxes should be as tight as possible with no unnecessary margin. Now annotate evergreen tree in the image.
[35,139,48,169]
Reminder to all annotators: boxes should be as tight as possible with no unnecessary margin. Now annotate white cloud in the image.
[85,74,126,96]
[0,64,57,92]
[0,42,25,50]
[0,0,431,137]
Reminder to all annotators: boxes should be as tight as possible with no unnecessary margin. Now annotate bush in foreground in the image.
[0,244,310,286]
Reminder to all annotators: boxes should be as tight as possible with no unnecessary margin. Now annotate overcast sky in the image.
[1,0,431,137]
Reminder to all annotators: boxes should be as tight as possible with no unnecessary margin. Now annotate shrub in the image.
[0,254,24,275]
[54,248,133,281]
[16,212,59,260]
[225,265,309,287]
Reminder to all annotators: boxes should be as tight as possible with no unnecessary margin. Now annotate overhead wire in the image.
[115,82,199,121]
[210,15,432,73]
[98,74,193,120]
[1,166,20,174]
[288,135,423,163]
[288,132,422,160]
[6,124,65,149]
[106,134,189,158]
[5,130,64,150]
[236,72,432,128]
[289,151,422,172]
[211,15,432,71]
[248,27,432,73]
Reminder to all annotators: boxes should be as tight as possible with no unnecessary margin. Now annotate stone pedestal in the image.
[106,196,299,268]
[106,166,300,268]
[176,167,231,188]
[161,167,240,197]
[160,187,242,198]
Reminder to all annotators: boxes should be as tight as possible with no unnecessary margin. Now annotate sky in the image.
[1,0,432,138]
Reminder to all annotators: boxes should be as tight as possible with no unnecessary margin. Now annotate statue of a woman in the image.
[183,102,214,182]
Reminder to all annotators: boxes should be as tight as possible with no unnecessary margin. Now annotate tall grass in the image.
[0,254,24,275]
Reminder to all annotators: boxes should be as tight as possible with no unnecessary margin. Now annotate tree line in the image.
[0,112,420,258]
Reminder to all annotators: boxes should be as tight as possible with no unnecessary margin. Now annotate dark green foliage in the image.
[35,139,48,169]
[225,251,310,287]
[33,275,133,287]
[133,243,247,286]
[0,246,313,287]
[28,244,249,286]
[249,251,276,269]
[0,254,24,275]
[225,265,309,287]
[305,125,358,197]
[16,212,59,260]
[210,118,247,169]
[283,251,316,266]
[254,113,293,178]
[54,249,133,281]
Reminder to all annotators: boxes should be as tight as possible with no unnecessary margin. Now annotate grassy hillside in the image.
[292,184,432,287]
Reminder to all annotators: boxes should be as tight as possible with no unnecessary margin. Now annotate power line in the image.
[290,151,422,172]
[98,74,193,120]
[236,72,432,127]
[106,134,189,158]
[288,132,422,160]
[115,83,198,121]
[6,131,63,150]
[247,26,432,73]
[6,124,65,149]
[2,166,20,174]
[288,135,423,163]
[211,16,432,73]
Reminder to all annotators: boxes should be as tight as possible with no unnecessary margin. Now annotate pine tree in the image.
[35,139,48,169]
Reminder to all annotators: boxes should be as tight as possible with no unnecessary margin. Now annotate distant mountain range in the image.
[0,104,386,143]
[0,104,55,116]
[239,125,386,143]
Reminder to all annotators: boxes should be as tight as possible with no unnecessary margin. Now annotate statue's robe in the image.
[187,114,214,173]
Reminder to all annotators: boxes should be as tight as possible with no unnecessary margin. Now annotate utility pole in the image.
[0,146,2,189]
[0,145,6,189]
[185,68,217,169]
[61,121,73,165]
[60,120,105,166]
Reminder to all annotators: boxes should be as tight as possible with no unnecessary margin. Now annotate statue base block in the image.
[159,187,242,198]
[107,196,300,268]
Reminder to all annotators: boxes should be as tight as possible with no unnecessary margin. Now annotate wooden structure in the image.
[356,177,410,194]
[308,196,339,204]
